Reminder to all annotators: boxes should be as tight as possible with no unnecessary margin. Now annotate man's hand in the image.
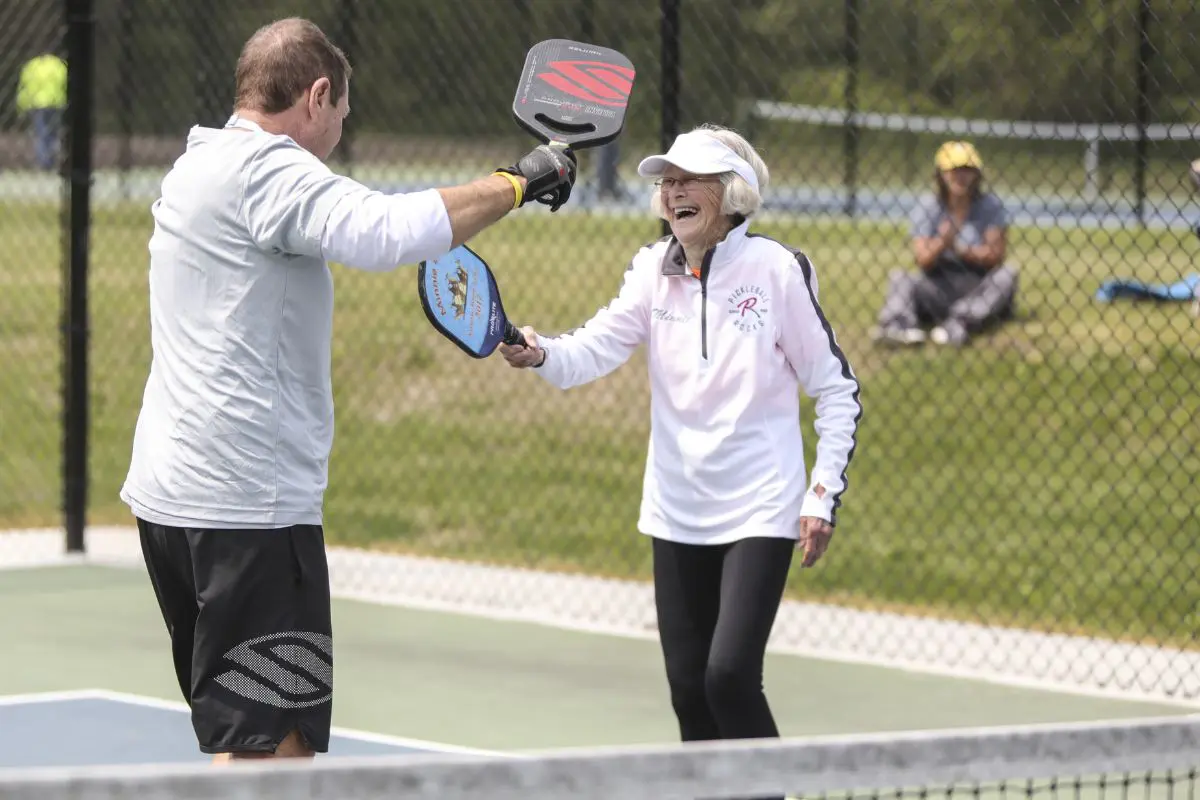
[498,326,545,368]
[798,516,834,568]
[498,144,578,212]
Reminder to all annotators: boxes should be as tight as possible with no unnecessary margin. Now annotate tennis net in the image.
[2,714,1198,800]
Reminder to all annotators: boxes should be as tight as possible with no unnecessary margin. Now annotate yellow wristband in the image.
[493,171,523,210]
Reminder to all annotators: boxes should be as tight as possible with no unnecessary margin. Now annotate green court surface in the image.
[0,565,1190,754]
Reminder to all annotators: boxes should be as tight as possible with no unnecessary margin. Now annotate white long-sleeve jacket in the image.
[121,118,452,529]
[536,220,862,546]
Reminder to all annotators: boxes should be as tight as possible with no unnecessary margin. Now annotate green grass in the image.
[2,201,1198,647]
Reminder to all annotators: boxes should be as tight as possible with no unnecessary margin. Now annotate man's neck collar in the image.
[226,110,286,137]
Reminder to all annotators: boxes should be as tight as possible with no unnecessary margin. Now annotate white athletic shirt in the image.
[535,221,862,545]
[121,116,453,528]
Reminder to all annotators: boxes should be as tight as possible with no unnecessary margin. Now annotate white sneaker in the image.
[871,325,926,346]
[930,319,968,346]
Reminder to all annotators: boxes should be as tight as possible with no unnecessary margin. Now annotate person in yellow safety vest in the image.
[17,53,68,171]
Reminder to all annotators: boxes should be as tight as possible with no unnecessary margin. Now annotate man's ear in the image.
[308,76,332,115]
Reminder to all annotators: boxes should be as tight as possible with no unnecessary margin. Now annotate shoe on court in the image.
[930,319,968,347]
[870,325,926,346]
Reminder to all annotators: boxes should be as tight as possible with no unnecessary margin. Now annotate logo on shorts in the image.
[727,285,769,333]
[214,631,333,709]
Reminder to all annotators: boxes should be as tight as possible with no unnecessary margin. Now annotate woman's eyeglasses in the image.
[653,176,721,191]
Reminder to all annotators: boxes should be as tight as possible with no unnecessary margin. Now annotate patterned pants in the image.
[877,263,1019,332]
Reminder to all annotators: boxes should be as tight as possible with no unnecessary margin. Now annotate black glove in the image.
[498,143,578,212]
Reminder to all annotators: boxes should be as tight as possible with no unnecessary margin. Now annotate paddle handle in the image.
[503,321,527,348]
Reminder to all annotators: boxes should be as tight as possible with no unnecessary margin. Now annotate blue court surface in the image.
[0,689,483,769]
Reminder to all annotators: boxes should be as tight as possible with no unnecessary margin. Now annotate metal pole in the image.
[63,0,95,554]
[517,0,532,47]
[580,0,618,200]
[1134,0,1152,227]
[843,0,860,218]
[336,0,358,177]
[1098,0,1116,196]
[191,0,229,127]
[117,0,134,200]
[905,0,919,186]
[660,0,681,237]
[1084,134,1101,201]
[728,0,744,132]
[192,2,209,125]
[1102,0,1115,119]
[580,0,594,40]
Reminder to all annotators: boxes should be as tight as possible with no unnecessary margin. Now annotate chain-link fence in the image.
[0,0,67,542]
[1,0,1197,699]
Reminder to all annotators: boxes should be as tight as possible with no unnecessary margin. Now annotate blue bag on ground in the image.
[1094,273,1200,303]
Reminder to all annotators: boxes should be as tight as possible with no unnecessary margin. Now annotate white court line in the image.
[0,689,104,707]
[0,689,497,756]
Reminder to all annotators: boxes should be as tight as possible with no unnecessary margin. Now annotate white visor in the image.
[637,131,759,191]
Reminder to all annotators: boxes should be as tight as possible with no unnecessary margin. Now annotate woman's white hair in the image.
[649,123,770,221]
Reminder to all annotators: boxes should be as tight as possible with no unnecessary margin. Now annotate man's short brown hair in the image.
[234,18,351,114]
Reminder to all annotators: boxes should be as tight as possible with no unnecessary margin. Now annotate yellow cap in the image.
[934,141,983,172]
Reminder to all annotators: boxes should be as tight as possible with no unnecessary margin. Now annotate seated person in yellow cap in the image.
[872,141,1018,347]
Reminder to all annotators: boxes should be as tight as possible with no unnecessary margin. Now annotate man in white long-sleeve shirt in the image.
[500,125,860,788]
[120,17,576,762]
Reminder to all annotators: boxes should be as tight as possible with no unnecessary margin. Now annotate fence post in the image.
[1134,0,1153,227]
[190,0,230,128]
[1102,0,1116,119]
[843,0,860,218]
[1084,133,1101,202]
[579,0,594,41]
[63,0,95,554]
[517,0,532,46]
[190,2,208,125]
[660,0,680,237]
[904,0,919,186]
[336,0,358,178]
[118,0,134,200]
[581,0,617,200]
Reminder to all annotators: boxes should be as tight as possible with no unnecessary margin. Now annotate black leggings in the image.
[652,535,795,743]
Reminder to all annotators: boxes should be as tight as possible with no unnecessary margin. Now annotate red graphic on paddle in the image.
[537,60,634,108]
[513,39,637,149]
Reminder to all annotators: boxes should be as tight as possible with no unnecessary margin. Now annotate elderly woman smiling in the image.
[500,124,862,762]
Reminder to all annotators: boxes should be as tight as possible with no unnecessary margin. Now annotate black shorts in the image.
[137,518,333,754]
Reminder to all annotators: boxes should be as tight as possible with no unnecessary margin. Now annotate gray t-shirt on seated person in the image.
[909,192,1008,272]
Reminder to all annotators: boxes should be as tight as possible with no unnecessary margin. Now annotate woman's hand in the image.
[797,516,834,568]
[498,326,545,368]
[937,217,957,244]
